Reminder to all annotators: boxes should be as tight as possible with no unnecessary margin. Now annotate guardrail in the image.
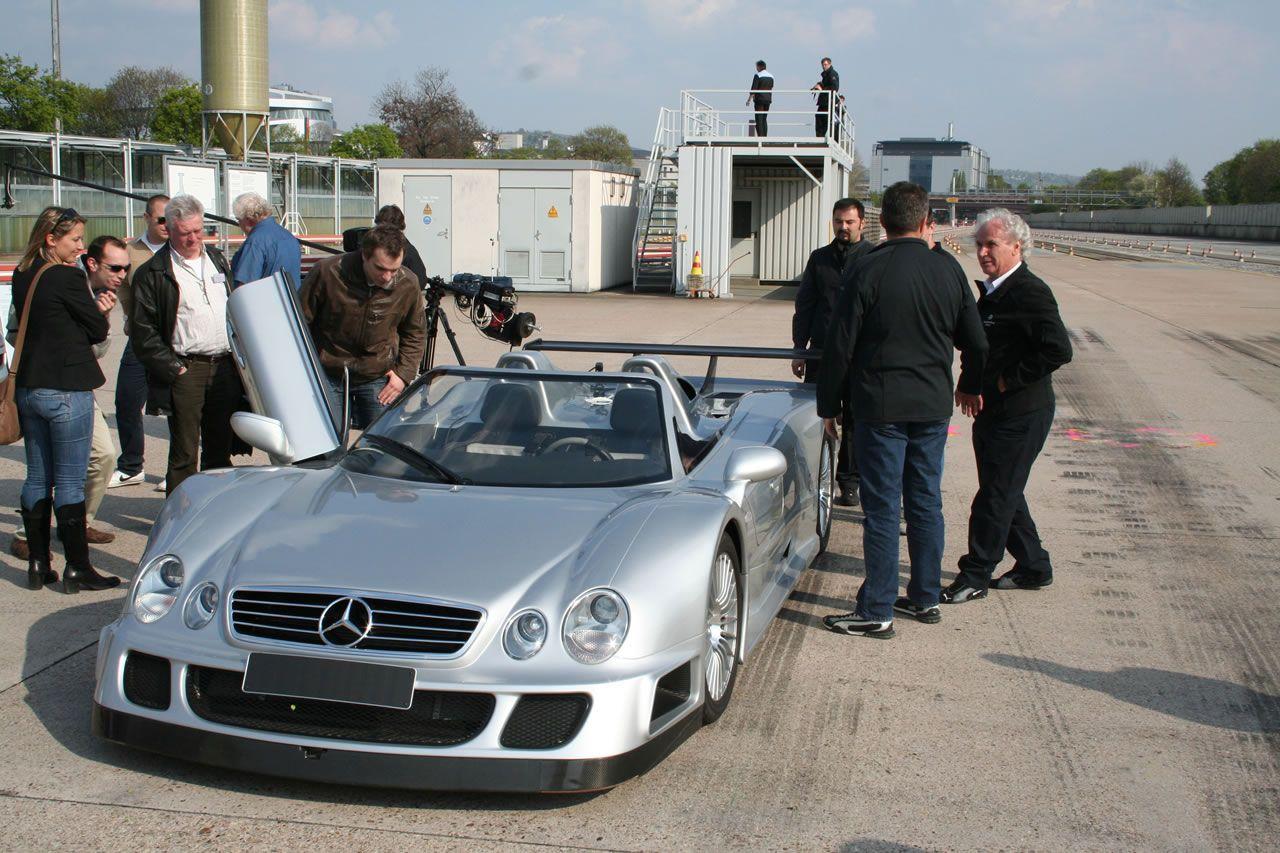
[677,89,856,162]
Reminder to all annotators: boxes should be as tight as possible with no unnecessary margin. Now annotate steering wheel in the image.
[538,436,615,462]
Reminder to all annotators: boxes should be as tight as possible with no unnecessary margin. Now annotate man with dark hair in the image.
[374,204,428,286]
[746,60,774,137]
[811,57,839,137]
[792,197,870,505]
[300,225,425,428]
[230,192,301,289]
[943,208,1072,604]
[109,193,167,490]
[817,181,987,639]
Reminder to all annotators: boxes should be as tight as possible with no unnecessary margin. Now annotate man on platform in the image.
[746,60,774,137]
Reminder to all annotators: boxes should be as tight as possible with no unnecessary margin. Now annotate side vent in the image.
[651,660,692,723]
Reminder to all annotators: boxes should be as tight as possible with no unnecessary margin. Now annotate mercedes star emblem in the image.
[318,597,373,647]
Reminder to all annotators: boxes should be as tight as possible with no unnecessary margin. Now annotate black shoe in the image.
[992,569,1053,591]
[835,489,857,507]
[55,502,121,594]
[20,499,58,591]
[822,612,895,639]
[893,597,941,623]
[940,581,988,604]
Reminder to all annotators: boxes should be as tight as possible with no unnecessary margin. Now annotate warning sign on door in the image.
[547,205,559,218]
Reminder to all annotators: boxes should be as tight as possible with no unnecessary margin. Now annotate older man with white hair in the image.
[942,208,1073,605]
[231,191,301,289]
[130,194,243,495]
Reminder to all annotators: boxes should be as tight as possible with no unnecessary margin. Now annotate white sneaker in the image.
[154,478,167,492]
[108,470,146,488]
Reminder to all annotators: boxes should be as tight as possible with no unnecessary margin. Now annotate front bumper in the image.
[93,702,701,792]
[93,621,705,792]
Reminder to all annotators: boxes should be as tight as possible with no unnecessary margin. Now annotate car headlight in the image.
[183,582,220,630]
[562,588,629,664]
[133,554,184,624]
[502,609,547,660]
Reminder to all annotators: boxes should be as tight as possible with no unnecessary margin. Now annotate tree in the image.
[987,173,1011,191]
[150,83,202,146]
[0,53,89,132]
[101,66,191,139]
[568,125,633,167]
[269,123,308,154]
[375,67,487,158]
[1153,157,1204,207]
[331,123,403,160]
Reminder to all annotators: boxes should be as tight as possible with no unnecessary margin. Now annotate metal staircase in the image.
[632,108,681,292]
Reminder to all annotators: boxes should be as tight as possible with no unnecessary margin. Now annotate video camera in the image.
[424,273,538,347]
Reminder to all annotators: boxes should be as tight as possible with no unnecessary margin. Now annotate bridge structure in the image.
[931,187,1150,220]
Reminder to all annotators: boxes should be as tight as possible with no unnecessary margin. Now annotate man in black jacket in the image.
[817,182,987,638]
[811,57,839,137]
[130,194,242,496]
[792,198,871,504]
[943,209,1072,603]
[746,60,774,137]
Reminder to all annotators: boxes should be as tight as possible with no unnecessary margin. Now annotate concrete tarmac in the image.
[0,248,1277,850]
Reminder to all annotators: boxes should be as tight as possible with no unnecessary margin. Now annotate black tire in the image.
[702,532,743,725]
[816,434,836,555]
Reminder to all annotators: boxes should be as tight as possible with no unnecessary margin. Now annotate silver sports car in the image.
[92,273,835,792]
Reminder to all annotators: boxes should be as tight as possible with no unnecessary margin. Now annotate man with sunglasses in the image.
[109,193,169,491]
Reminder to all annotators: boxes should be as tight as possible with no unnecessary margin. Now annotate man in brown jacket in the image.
[300,225,425,428]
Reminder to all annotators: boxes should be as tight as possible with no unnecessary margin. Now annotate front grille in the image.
[229,588,483,656]
[186,665,495,746]
[123,651,171,710]
[500,694,591,749]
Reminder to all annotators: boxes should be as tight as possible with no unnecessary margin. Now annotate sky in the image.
[4,0,1278,182]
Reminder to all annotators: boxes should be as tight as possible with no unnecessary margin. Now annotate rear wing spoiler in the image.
[523,339,820,395]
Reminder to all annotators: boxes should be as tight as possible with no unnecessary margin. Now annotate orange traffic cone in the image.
[690,250,704,277]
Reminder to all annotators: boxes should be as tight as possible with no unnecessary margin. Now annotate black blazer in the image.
[817,238,987,424]
[10,260,108,391]
[974,263,1072,420]
[792,238,872,353]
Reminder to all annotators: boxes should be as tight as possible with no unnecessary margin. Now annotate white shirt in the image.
[170,250,230,356]
[983,261,1022,296]
[141,234,165,254]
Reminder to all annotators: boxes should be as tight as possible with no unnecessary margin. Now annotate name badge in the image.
[211,273,226,285]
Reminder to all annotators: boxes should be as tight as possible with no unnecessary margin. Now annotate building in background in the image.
[495,133,525,151]
[871,137,989,194]
[269,84,336,144]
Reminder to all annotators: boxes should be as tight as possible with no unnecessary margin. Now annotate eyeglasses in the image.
[56,207,80,222]
[155,217,166,224]
[104,263,131,274]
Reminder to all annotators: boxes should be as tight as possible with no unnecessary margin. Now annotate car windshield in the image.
[340,372,673,487]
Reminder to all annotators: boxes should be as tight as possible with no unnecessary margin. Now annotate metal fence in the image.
[0,129,377,254]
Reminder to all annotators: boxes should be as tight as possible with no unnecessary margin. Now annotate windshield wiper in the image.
[361,433,468,485]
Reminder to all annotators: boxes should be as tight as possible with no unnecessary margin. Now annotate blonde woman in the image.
[11,207,120,593]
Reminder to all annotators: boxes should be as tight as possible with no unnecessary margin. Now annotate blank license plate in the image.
[242,653,416,710]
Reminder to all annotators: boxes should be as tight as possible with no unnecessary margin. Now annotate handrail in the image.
[676,88,855,161]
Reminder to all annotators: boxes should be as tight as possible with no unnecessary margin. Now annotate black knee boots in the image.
[20,498,57,590]
[55,501,120,594]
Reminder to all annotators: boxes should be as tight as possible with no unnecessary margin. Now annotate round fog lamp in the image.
[183,582,220,630]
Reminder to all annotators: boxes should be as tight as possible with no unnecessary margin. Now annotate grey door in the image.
[403,176,452,278]
[533,187,571,287]
[730,189,760,277]
[499,187,536,285]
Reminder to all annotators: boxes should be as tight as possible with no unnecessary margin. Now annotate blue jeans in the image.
[852,419,949,621]
[325,372,388,430]
[114,339,148,475]
[16,387,95,509]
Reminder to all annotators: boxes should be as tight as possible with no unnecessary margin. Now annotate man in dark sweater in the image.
[746,60,774,136]
[817,182,987,638]
[943,208,1072,604]
[792,197,872,504]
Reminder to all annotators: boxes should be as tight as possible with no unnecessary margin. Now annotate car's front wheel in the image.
[702,533,743,724]
[816,434,836,555]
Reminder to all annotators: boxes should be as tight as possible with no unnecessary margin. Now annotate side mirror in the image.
[231,412,295,463]
[726,446,787,483]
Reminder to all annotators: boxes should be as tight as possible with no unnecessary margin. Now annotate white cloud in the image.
[636,0,738,27]
[491,15,623,83]
[269,1,396,49]
[830,8,876,41]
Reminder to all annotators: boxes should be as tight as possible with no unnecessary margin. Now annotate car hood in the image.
[220,467,660,607]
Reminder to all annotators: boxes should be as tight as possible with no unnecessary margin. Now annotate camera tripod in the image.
[421,279,467,373]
